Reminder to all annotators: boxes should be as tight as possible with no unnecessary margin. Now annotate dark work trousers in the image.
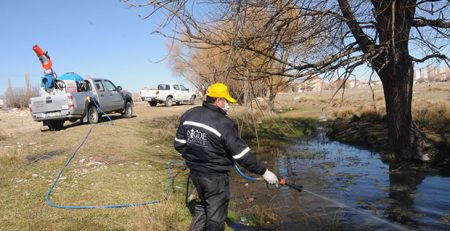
[189,174,230,231]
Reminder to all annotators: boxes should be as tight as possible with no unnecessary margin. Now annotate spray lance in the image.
[32,45,56,91]
[279,178,303,192]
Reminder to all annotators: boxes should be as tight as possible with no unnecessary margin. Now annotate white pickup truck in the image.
[140,83,196,107]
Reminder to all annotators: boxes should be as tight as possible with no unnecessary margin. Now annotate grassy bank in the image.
[240,117,319,149]
[0,116,191,230]
[272,82,450,164]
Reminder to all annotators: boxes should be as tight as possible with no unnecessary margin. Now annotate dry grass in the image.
[0,104,193,230]
[0,130,6,141]
[273,82,450,142]
[135,196,191,230]
[414,102,450,131]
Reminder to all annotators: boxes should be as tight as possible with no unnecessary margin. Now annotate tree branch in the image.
[411,52,449,63]
[337,0,376,53]
[413,17,450,28]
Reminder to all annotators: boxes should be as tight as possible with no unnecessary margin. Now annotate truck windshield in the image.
[158,84,170,90]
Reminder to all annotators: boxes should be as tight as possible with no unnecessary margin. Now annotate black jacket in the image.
[174,102,267,176]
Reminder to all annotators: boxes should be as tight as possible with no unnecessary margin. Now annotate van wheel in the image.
[189,95,196,105]
[88,104,99,124]
[123,101,133,118]
[165,96,173,107]
[149,101,157,107]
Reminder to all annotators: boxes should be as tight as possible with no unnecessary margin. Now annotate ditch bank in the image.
[230,117,450,230]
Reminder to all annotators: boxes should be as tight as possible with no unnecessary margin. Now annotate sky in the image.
[0,0,192,95]
[1,1,446,97]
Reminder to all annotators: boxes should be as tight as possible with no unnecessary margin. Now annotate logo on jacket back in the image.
[187,128,208,146]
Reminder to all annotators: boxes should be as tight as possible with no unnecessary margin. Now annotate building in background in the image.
[293,76,323,92]
[347,79,360,88]
[415,66,450,83]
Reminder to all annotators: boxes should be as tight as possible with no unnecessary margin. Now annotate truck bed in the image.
[30,92,94,121]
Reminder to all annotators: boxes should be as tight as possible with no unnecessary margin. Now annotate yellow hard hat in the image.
[207,83,237,103]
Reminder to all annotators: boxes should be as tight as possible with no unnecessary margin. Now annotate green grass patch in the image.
[240,118,318,148]
[247,205,278,228]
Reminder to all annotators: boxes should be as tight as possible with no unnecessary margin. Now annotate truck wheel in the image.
[88,104,99,124]
[165,96,173,107]
[47,121,56,131]
[123,101,133,118]
[189,95,196,105]
[54,120,64,130]
[47,120,64,131]
[149,101,157,107]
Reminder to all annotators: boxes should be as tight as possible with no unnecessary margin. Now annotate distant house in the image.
[358,80,382,88]
[0,98,4,108]
[294,76,323,92]
[414,66,450,83]
[331,78,363,90]
[431,67,450,82]
[414,69,428,83]
[347,79,360,88]
[371,80,382,86]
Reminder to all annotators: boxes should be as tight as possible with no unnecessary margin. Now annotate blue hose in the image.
[233,162,258,181]
[45,99,184,209]
[45,98,260,209]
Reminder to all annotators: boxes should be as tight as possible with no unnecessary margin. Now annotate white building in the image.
[295,76,323,92]
[415,66,449,83]
[347,79,360,88]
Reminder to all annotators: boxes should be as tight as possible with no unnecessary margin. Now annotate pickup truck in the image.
[140,83,196,107]
[30,76,133,131]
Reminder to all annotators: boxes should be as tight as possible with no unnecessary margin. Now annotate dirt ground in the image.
[1,81,449,142]
[0,101,195,139]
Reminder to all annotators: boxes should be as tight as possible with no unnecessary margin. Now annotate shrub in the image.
[359,110,385,123]
[4,75,39,109]
[414,102,450,134]
[332,109,355,119]
[4,87,39,109]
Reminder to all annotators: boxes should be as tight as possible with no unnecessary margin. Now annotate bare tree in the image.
[123,0,449,162]
[163,2,300,111]
[5,78,14,108]
[25,73,32,99]
[4,75,39,109]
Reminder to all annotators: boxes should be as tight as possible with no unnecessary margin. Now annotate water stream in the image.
[230,128,450,230]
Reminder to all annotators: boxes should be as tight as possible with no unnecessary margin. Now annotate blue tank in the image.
[57,72,84,81]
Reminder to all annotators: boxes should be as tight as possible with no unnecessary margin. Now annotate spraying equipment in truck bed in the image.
[29,45,134,131]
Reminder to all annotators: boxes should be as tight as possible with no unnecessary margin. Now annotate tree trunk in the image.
[377,57,434,161]
[267,89,276,113]
[367,0,437,162]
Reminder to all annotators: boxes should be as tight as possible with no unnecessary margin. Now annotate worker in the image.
[174,82,279,231]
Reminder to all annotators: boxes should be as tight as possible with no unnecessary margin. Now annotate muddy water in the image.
[230,128,450,230]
